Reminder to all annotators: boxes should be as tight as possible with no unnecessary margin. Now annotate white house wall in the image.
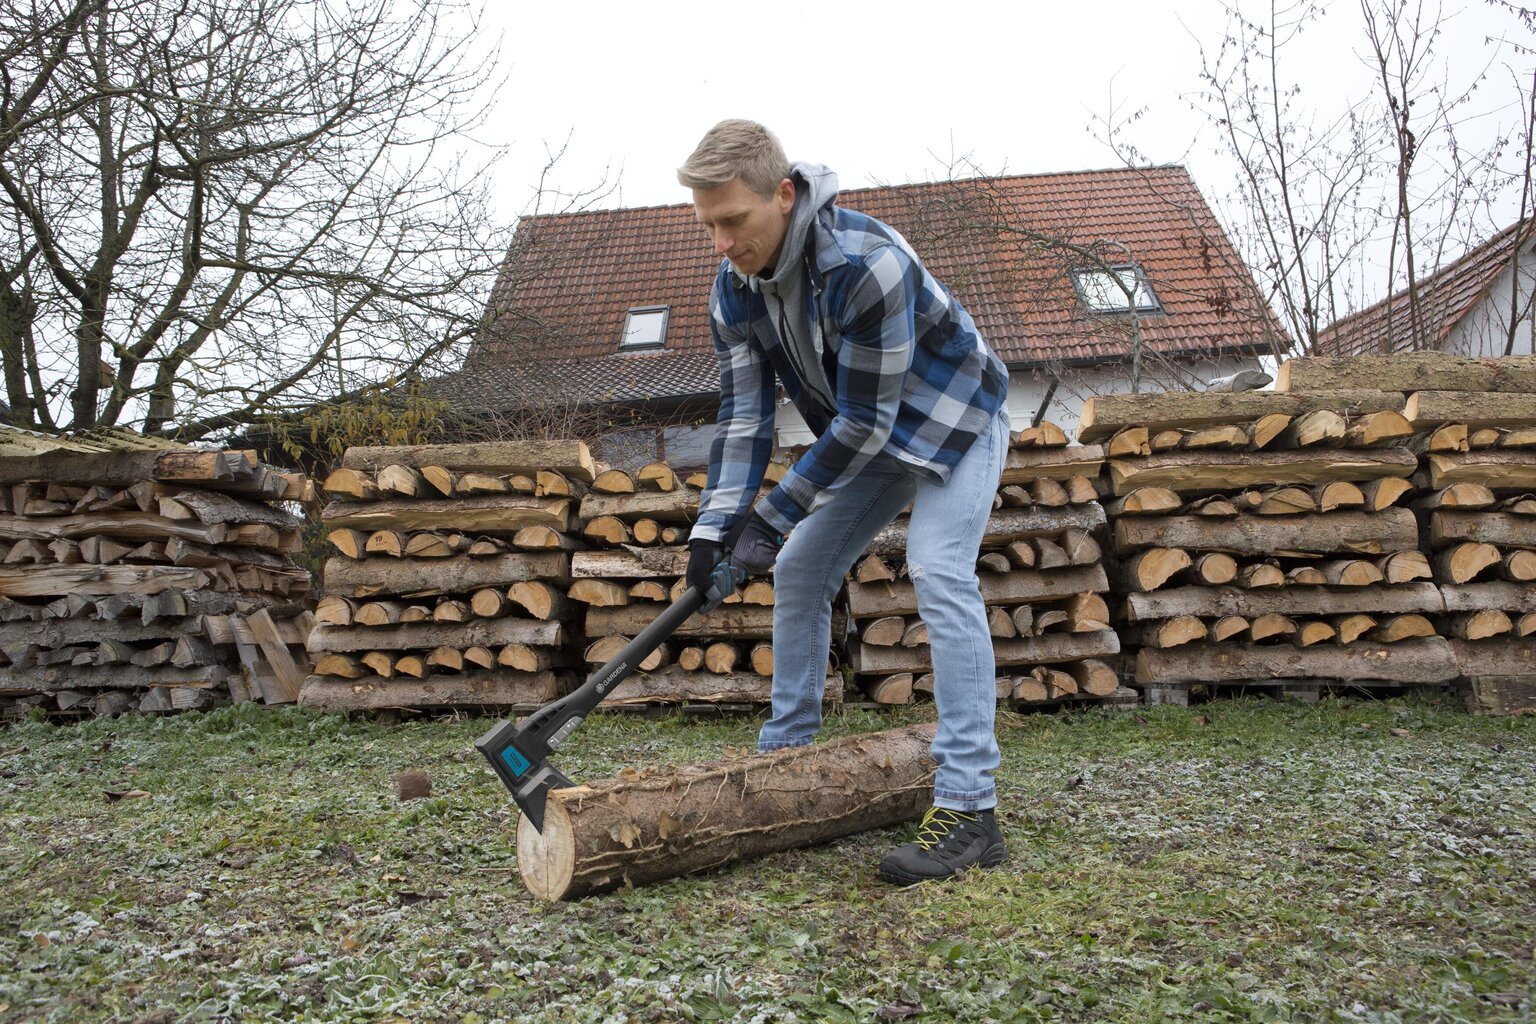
[773,354,1266,446]
[1442,247,1535,358]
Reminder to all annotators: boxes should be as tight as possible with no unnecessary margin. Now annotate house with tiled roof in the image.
[427,165,1285,464]
[1315,218,1534,359]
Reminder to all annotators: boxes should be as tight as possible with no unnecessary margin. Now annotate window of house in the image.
[1071,265,1161,314]
[621,306,669,350]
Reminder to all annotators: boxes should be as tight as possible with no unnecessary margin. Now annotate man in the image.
[678,120,1011,884]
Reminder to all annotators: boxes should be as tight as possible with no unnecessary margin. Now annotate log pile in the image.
[569,462,838,707]
[848,423,1124,708]
[0,428,314,717]
[299,441,594,711]
[1084,384,1461,701]
[1356,359,1536,714]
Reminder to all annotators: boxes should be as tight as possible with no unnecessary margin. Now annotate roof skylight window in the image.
[621,306,669,350]
[1071,265,1161,314]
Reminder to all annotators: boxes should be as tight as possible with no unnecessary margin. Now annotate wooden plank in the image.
[1076,390,1405,443]
[1106,450,1417,494]
[1278,355,1536,394]
[244,609,304,702]
[320,496,572,533]
[297,670,567,710]
[1113,508,1418,556]
[340,441,595,482]
[999,445,1106,485]
[306,617,563,653]
[1405,390,1536,430]
[320,552,569,598]
[1136,639,1459,683]
[1123,583,1445,622]
[847,564,1108,618]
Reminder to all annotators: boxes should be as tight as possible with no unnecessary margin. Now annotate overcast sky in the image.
[478,0,1533,239]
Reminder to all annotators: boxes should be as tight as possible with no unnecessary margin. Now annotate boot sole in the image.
[877,843,1007,885]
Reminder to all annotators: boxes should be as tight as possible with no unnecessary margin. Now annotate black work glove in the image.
[724,510,783,576]
[686,538,726,595]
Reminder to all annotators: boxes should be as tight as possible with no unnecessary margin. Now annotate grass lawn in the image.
[1,695,1532,1023]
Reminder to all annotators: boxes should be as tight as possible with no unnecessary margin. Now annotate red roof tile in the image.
[457,166,1283,404]
[1314,218,1536,356]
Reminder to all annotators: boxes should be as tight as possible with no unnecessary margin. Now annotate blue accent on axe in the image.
[501,745,532,777]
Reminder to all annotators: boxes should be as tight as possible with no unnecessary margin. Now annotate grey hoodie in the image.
[736,162,841,424]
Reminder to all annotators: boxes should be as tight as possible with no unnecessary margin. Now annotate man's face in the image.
[691,177,795,277]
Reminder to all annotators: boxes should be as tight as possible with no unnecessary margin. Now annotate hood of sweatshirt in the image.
[736,162,841,426]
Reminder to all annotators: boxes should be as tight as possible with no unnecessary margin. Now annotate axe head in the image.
[474,715,576,834]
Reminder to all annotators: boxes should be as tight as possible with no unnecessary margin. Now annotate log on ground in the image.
[514,723,936,901]
[1449,638,1536,677]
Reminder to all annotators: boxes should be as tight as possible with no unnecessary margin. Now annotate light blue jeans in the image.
[759,408,1011,810]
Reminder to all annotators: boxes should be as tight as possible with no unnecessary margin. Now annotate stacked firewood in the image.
[0,428,314,717]
[1081,382,1462,702]
[847,423,1125,707]
[1291,355,1536,714]
[570,462,838,707]
[299,441,593,712]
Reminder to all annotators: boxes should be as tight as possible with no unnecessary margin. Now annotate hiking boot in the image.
[877,806,1006,884]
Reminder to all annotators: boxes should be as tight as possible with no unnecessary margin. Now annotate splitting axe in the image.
[474,558,749,834]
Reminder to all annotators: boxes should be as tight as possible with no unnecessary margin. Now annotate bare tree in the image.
[1160,0,1534,355]
[0,0,509,439]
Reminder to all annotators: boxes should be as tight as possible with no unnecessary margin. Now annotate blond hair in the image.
[676,119,791,198]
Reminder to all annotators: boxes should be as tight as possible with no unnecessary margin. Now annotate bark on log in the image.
[851,630,1119,673]
[1106,450,1417,494]
[570,547,688,580]
[1451,638,1536,676]
[1404,390,1536,429]
[321,553,569,598]
[306,618,562,653]
[1075,389,1403,442]
[341,441,595,482]
[514,723,934,901]
[1124,583,1445,621]
[1113,508,1417,556]
[1278,354,1536,394]
[999,445,1106,485]
[1440,582,1536,614]
[585,604,778,640]
[1430,512,1536,548]
[320,496,573,534]
[1136,638,1460,683]
[1423,452,1536,490]
[862,504,1106,558]
[579,489,701,523]
[846,564,1108,618]
[298,670,566,710]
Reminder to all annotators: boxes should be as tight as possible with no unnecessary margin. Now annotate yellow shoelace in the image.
[913,807,971,850]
